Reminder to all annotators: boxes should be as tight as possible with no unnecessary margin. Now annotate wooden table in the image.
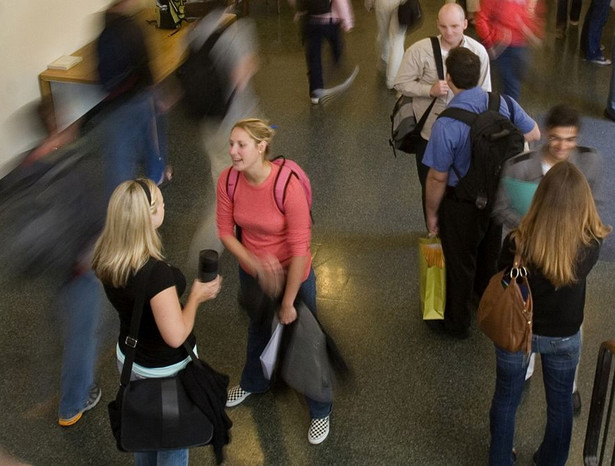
[38,9,235,124]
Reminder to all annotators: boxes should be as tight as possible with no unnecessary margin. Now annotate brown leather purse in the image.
[477,254,533,353]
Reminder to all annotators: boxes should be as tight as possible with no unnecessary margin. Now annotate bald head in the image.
[439,3,465,22]
[437,3,467,50]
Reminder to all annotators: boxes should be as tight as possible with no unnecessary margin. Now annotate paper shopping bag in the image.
[418,236,445,320]
[260,320,284,380]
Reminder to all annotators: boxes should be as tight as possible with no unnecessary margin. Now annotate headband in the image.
[134,179,152,206]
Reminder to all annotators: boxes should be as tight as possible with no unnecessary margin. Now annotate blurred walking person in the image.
[184,0,262,276]
[365,0,407,89]
[475,0,545,101]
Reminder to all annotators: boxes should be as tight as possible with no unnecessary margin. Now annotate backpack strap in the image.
[225,158,293,215]
[225,167,240,202]
[488,91,501,112]
[438,91,502,126]
[500,93,515,123]
[228,157,310,223]
[437,95,486,187]
[272,156,293,215]
[438,107,477,126]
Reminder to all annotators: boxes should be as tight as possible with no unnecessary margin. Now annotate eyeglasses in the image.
[548,135,577,144]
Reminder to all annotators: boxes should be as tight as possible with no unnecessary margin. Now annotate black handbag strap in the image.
[119,259,156,387]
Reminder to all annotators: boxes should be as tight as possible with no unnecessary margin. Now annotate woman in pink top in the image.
[216,118,332,445]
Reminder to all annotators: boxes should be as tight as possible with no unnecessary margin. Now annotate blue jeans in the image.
[489,331,581,466]
[57,270,103,419]
[238,267,332,419]
[492,46,529,102]
[303,19,343,94]
[580,0,611,59]
[100,91,167,197]
[607,35,615,117]
[134,449,188,466]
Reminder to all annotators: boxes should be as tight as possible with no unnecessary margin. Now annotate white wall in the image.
[0,0,151,171]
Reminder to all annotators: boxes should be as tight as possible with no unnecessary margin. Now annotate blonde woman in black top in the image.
[93,179,221,466]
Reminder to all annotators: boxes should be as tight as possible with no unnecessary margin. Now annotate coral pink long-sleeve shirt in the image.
[216,163,312,281]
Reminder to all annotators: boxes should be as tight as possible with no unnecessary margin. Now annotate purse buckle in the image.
[125,336,138,348]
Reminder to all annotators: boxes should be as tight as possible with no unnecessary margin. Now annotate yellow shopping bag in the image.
[418,236,446,320]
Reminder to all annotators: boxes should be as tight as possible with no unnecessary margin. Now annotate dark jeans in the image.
[303,19,343,94]
[238,267,332,419]
[608,35,615,117]
[492,46,529,102]
[415,136,430,222]
[580,0,611,59]
[489,331,581,466]
[556,0,582,28]
[438,196,502,335]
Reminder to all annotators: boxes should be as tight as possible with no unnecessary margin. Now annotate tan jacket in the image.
[393,35,491,140]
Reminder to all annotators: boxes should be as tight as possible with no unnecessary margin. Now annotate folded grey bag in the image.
[280,301,333,403]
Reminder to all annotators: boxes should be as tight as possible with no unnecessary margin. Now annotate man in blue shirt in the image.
[423,47,540,338]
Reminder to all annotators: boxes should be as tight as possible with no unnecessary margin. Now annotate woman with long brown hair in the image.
[488,161,611,465]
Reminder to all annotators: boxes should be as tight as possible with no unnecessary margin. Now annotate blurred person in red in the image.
[475,0,545,102]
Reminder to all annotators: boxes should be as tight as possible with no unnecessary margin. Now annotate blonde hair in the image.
[232,118,275,155]
[513,162,611,288]
[92,179,164,287]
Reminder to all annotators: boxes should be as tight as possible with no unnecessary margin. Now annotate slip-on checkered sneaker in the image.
[308,415,330,445]
[226,385,251,408]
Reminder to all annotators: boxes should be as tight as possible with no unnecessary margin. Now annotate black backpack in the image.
[177,23,234,120]
[438,92,525,210]
[0,137,106,277]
